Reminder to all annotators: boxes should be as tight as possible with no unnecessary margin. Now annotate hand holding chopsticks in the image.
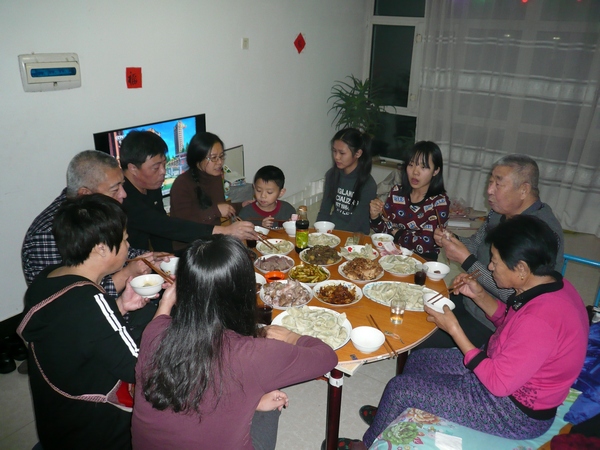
[427,269,481,305]
[141,258,174,284]
[368,314,398,359]
[234,216,278,251]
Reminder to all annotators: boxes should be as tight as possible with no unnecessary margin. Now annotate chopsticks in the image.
[234,216,278,251]
[127,252,173,263]
[141,258,174,284]
[368,314,398,359]
[427,269,481,305]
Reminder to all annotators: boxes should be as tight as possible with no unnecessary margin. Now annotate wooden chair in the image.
[561,254,600,307]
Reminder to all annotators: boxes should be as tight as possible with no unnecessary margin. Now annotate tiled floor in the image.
[1,232,598,450]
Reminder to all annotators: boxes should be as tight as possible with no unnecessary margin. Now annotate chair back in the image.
[561,254,600,307]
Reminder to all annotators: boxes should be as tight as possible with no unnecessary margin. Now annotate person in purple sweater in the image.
[132,235,338,450]
[336,215,588,450]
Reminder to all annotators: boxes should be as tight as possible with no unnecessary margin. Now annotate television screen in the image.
[93,113,206,195]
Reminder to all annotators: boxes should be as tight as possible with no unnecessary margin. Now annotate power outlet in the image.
[241,38,249,50]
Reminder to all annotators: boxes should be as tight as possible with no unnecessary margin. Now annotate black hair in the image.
[325,128,373,210]
[253,165,286,190]
[52,194,127,266]
[398,141,446,198]
[186,132,225,209]
[485,215,558,276]
[142,235,257,415]
[119,130,168,170]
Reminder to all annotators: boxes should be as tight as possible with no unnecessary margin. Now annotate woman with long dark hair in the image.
[370,141,449,261]
[131,235,338,449]
[170,133,251,238]
[316,128,377,234]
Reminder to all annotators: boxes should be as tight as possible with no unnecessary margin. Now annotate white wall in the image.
[0,0,367,321]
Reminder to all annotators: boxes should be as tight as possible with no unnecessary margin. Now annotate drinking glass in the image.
[390,298,406,324]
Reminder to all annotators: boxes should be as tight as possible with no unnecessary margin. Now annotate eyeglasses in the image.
[206,154,226,163]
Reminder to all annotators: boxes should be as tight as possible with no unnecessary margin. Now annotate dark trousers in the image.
[414,294,494,350]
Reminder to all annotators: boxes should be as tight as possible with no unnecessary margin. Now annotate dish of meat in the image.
[313,280,362,307]
[259,279,313,309]
[338,259,384,283]
[254,254,295,273]
[299,245,342,266]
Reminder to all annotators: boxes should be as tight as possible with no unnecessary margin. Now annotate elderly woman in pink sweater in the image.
[340,215,588,450]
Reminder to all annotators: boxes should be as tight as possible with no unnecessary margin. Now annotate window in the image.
[365,0,425,161]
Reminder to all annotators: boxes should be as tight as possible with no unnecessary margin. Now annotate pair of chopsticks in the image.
[141,258,174,284]
[234,216,278,251]
[367,314,398,359]
[127,252,173,263]
[427,269,481,305]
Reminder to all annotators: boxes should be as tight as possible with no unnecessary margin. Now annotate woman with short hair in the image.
[19,194,165,450]
[338,215,588,449]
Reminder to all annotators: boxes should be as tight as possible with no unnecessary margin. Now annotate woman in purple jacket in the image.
[131,235,338,450]
[338,215,588,450]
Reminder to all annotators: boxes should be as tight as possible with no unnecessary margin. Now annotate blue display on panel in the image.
[30,67,77,78]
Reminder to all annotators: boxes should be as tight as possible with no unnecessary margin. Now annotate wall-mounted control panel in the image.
[18,53,81,92]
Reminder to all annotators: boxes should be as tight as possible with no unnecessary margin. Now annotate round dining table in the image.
[253,228,449,450]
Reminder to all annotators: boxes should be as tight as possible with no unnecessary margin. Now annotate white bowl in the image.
[314,221,335,234]
[283,221,296,237]
[255,226,270,236]
[130,274,164,297]
[350,326,385,354]
[423,262,450,281]
[370,233,393,248]
[423,291,455,313]
[159,257,179,276]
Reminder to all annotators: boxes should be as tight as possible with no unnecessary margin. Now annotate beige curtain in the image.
[417,0,600,236]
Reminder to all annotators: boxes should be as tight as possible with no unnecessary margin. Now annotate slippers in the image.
[320,438,362,450]
[359,405,378,426]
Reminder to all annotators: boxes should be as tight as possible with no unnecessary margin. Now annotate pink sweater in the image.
[464,279,588,410]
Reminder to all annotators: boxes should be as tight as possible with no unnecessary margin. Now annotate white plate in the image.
[288,265,331,287]
[253,254,295,273]
[259,280,313,310]
[370,233,394,248]
[379,255,422,276]
[272,306,352,350]
[363,281,436,312]
[308,233,341,248]
[256,239,294,256]
[313,280,363,307]
[255,273,266,285]
[340,245,379,261]
[299,247,342,266]
[338,261,384,284]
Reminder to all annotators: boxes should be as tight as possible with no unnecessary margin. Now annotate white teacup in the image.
[283,220,296,237]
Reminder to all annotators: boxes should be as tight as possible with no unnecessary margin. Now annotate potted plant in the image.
[327,75,390,155]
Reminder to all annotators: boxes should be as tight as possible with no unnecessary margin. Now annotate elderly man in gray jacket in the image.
[420,154,564,349]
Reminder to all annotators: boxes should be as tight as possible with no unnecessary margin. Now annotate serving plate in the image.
[299,247,342,266]
[340,245,379,261]
[253,254,295,274]
[313,280,363,307]
[363,281,437,312]
[272,306,351,350]
[288,264,330,287]
[379,255,422,276]
[259,279,313,310]
[338,260,384,284]
[308,232,341,248]
[256,239,294,256]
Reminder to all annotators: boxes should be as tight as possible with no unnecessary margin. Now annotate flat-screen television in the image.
[93,113,206,195]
